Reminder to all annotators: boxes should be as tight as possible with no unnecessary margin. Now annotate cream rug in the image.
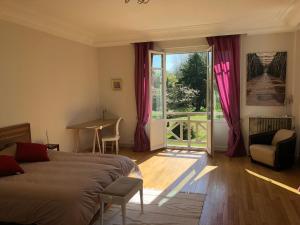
[99,189,205,225]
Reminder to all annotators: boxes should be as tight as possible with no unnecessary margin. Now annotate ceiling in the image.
[0,0,300,47]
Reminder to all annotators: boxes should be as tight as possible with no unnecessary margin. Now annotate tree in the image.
[167,84,197,112]
[178,53,207,111]
[166,71,197,112]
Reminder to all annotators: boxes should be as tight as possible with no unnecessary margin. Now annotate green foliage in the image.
[167,53,207,112]
[167,84,197,112]
[179,53,207,111]
[169,122,196,140]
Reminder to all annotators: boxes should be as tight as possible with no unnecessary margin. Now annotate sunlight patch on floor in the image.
[157,149,206,159]
[166,169,196,197]
[130,149,209,206]
[158,169,196,206]
[193,165,218,182]
[245,169,300,195]
[138,155,197,190]
[129,188,163,205]
[157,152,204,158]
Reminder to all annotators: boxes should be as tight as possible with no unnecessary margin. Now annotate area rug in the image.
[100,190,205,225]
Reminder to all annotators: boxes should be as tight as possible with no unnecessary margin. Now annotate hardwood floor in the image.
[120,148,300,225]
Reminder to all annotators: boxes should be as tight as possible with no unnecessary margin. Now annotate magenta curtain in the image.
[207,35,245,157]
[134,42,153,152]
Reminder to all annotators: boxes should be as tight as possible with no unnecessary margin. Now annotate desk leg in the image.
[74,129,80,153]
[96,129,101,154]
[92,129,97,154]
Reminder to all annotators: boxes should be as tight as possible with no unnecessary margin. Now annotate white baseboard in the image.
[119,142,228,152]
[120,142,134,149]
[214,145,227,152]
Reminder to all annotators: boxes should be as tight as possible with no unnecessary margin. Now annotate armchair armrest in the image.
[274,134,297,169]
[249,131,276,146]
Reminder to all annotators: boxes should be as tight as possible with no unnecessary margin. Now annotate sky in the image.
[152,52,210,73]
[152,53,190,73]
[166,54,189,73]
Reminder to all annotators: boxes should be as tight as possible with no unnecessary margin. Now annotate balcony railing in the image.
[166,112,208,149]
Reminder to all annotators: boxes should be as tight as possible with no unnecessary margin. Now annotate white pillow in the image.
[0,143,17,157]
[272,129,295,145]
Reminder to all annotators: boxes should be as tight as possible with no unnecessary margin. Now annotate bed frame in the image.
[0,123,31,151]
[0,123,32,225]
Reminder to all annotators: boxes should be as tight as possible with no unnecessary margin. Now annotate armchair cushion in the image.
[272,129,295,146]
[249,131,276,146]
[250,144,276,166]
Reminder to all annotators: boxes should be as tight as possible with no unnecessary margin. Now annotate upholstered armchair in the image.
[249,129,296,170]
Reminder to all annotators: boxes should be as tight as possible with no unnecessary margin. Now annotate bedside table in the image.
[46,144,60,151]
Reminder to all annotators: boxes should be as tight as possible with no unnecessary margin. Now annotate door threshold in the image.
[166,146,207,151]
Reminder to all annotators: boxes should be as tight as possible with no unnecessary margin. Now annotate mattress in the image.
[0,151,140,225]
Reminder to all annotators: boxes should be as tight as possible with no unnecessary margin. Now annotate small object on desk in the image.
[46,144,60,151]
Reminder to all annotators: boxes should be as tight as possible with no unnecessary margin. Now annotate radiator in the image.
[249,117,293,135]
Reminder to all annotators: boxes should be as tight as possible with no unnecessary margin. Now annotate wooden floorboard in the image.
[120,148,300,225]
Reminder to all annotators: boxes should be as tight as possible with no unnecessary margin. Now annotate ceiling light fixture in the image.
[125,0,150,4]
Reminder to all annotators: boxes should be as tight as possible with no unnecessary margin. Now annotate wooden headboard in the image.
[0,123,31,150]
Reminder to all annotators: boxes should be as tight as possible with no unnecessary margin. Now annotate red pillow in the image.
[16,142,49,162]
[0,155,24,177]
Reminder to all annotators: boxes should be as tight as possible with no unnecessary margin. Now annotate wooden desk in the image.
[67,118,117,152]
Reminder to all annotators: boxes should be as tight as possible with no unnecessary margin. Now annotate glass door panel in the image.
[151,69,164,119]
[206,49,214,156]
[149,51,166,151]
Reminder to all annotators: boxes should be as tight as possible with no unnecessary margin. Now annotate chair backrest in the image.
[272,129,295,145]
[115,117,123,137]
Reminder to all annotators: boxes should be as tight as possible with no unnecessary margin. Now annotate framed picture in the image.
[111,79,122,91]
[247,51,287,106]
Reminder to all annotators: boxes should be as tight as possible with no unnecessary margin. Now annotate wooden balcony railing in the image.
[166,112,207,149]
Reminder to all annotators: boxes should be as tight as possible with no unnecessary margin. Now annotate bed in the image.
[0,123,140,225]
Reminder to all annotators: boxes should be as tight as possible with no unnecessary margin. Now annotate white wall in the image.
[98,34,297,152]
[154,38,209,52]
[0,20,100,151]
[1,19,298,153]
[98,39,229,150]
[98,45,136,146]
[240,32,296,152]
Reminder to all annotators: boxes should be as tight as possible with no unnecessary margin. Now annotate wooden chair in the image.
[102,117,123,154]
